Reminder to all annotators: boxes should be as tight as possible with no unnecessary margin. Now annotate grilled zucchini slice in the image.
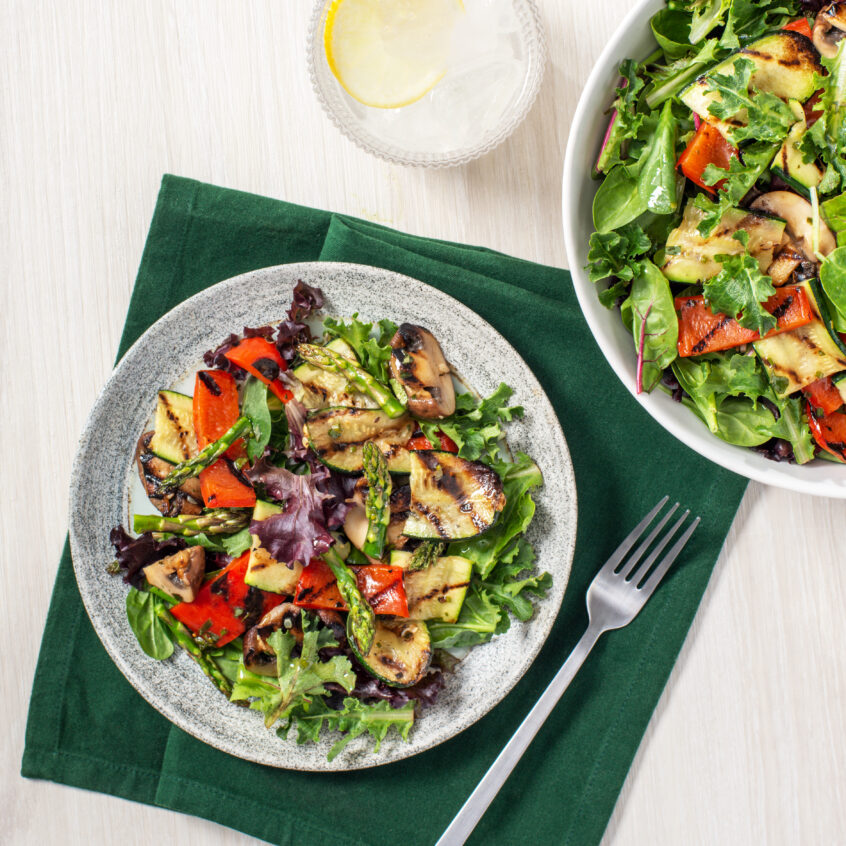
[662,202,785,283]
[291,338,377,410]
[303,408,415,473]
[350,618,431,687]
[245,500,303,593]
[390,550,472,623]
[754,281,846,396]
[771,101,825,195]
[681,32,822,141]
[148,390,198,463]
[403,451,505,541]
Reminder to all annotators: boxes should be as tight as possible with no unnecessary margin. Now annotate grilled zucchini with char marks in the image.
[303,407,415,473]
[350,618,432,687]
[404,451,505,541]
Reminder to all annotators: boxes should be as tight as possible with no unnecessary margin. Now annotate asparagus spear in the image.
[362,442,391,560]
[133,508,250,536]
[296,343,406,418]
[407,541,444,572]
[159,416,252,491]
[322,547,375,655]
[154,604,233,697]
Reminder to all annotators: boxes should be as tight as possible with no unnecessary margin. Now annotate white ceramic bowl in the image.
[562,0,846,499]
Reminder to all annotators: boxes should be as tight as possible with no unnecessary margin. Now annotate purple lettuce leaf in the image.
[110,526,186,588]
[246,461,334,565]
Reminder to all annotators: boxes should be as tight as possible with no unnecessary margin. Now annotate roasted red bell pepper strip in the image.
[677,122,739,194]
[803,377,845,416]
[294,560,409,617]
[407,431,459,453]
[807,402,846,461]
[171,552,284,646]
[223,337,293,403]
[193,370,255,507]
[783,17,812,39]
[676,286,813,357]
[200,460,256,508]
[193,370,245,457]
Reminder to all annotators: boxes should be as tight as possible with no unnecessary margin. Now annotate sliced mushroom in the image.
[135,432,203,517]
[749,191,836,261]
[766,244,805,286]
[242,603,303,676]
[344,482,411,561]
[389,324,456,419]
[142,546,205,603]
[813,3,846,58]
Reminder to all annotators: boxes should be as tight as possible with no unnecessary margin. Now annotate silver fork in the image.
[435,496,700,846]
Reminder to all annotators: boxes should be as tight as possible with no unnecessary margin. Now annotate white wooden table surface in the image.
[3,1,845,843]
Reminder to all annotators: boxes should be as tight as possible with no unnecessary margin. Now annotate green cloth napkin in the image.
[23,175,747,846]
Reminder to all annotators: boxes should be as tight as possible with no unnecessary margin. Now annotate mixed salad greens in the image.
[589,0,846,464]
[110,282,549,760]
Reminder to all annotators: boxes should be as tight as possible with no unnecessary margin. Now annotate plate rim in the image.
[69,260,577,770]
[561,0,846,499]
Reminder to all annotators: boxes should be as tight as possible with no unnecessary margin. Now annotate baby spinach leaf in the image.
[822,192,846,247]
[650,9,694,59]
[242,376,271,461]
[621,261,679,392]
[593,163,648,234]
[702,232,777,335]
[126,587,174,660]
[637,101,682,215]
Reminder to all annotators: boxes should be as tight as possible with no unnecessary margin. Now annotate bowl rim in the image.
[561,0,846,499]
[306,0,548,167]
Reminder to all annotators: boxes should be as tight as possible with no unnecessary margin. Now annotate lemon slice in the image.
[324,0,464,109]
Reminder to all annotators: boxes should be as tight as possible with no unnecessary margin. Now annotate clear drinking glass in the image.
[307,0,547,167]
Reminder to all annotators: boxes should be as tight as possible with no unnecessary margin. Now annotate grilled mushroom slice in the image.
[813,3,846,58]
[142,546,205,603]
[389,324,456,419]
[242,603,304,676]
[135,432,203,517]
[750,191,836,261]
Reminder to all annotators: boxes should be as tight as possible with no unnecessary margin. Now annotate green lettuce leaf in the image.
[323,315,398,383]
[449,452,542,577]
[420,383,523,463]
[230,615,355,727]
[280,696,415,762]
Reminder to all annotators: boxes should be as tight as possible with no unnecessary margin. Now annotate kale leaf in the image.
[588,223,652,286]
[702,231,777,335]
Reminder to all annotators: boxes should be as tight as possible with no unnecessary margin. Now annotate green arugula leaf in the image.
[280,697,415,762]
[688,0,731,44]
[801,43,846,194]
[220,527,253,557]
[427,583,502,649]
[480,539,552,623]
[704,57,794,145]
[420,383,523,463]
[242,376,271,461]
[126,587,174,660]
[702,231,777,335]
[595,59,647,175]
[323,315,398,383]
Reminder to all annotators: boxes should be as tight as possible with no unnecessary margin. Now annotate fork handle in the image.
[435,621,605,846]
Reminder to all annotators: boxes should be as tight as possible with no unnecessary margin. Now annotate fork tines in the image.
[605,496,700,598]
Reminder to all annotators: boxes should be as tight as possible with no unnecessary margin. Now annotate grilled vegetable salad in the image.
[110,282,549,761]
[589,0,846,464]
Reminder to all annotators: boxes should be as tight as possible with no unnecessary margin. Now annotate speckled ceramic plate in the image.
[69,262,577,771]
